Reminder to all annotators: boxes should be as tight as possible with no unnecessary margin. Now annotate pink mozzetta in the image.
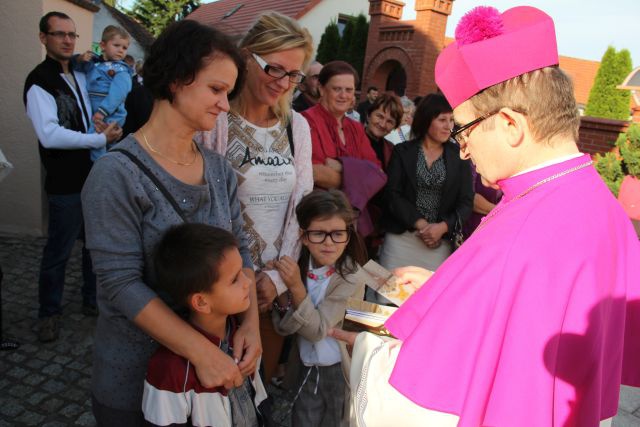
[435,6,559,108]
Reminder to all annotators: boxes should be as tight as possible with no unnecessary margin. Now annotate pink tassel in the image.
[455,6,504,46]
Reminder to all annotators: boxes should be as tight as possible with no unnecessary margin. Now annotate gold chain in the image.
[476,160,593,232]
[141,129,197,166]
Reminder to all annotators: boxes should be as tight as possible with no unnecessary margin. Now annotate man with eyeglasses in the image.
[292,61,323,113]
[24,11,122,342]
[331,5,640,427]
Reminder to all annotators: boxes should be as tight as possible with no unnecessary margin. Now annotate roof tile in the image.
[187,0,319,36]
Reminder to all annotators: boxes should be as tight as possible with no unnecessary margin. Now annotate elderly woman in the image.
[302,61,381,187]
[379,93,474,271]
[364,92,404,171]
[302,61,386,238]
[197,11,314,383]
[82,21,261,424]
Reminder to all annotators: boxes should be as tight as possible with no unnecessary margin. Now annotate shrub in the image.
[584,47,632,120]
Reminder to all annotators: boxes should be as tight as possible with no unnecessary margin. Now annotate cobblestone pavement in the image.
[1,235,639,426]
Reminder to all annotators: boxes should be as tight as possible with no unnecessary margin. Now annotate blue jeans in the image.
[38,194,96,318]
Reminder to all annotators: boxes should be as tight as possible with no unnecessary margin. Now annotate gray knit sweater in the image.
[82,135,251,410]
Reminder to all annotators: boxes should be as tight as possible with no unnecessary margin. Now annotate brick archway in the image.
[364,47,415,98]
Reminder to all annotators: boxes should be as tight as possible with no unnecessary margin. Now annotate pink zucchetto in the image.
[435,5,559,109]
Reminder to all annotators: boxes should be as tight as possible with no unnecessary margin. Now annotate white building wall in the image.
[298,0,369,60]
[0,1,47,235]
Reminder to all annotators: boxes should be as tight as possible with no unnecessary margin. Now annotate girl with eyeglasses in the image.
[270,189,367,427]
[197,12,315,385]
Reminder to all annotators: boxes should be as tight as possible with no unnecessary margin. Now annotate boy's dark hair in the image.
[40,11,72,34]
[367,86,378,93]
[143,20,246,103]
[318,60,359,87]
[410,93,453,142]
[153,223,238,307]
[296,190,367,280]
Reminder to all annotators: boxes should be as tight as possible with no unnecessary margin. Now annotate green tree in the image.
[348,14,369,85]
[126,0,200,37]
[317,15,369,85]
[316,20,341,65]
[585,47,633,120]
[337,17,354,64]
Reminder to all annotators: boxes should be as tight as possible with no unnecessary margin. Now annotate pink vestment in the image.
[385,154,640,426]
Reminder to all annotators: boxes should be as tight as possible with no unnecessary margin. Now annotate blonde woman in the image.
[198,12,314,382]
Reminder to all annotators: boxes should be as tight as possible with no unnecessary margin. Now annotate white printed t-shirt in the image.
[225,112,296,269]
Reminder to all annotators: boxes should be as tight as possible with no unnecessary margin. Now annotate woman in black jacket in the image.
[379,93,474,271]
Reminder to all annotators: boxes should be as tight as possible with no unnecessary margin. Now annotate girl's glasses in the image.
[252,53,306,84]
[304,229,350,244]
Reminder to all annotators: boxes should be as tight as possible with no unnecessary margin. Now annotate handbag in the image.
[450,212,465,251]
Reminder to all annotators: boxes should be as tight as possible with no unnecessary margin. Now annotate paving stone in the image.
[13,412,45,426]
[4,352,26,363]
[42,363,63,376]
[618,385,640,414]
[41,379,66,394]
[8,384,31,399]
[6,366,29,379]
[36,349,56,361]
[27,391,49,406]
[42,422,68,427]
[67,360,86,371]
[59,403,83,418]
[52,354,73,365]
[0,398,25,417]
[26,358,47,370]
[23,373,47,386]
[40,397,65,413]
[614,410,640,427]
[64,388,88,404]
[74,412,96,426]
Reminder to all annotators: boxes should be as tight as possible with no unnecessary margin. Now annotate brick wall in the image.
[361,0,451,101]
[578,116,630,155]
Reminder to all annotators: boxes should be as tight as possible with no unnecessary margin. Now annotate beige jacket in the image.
[271,266,366,342]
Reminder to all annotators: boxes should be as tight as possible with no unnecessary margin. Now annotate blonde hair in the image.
[469,66,580,143]
[233,12,314,124]
[101,25,130,42]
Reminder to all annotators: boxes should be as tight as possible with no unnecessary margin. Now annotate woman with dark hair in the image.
[379,93,474,271]
[81,20,261,424]
[364,92,403,171]
[302,60,386,240]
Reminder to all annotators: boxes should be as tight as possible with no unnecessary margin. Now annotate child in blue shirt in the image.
[76,25,132,160]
